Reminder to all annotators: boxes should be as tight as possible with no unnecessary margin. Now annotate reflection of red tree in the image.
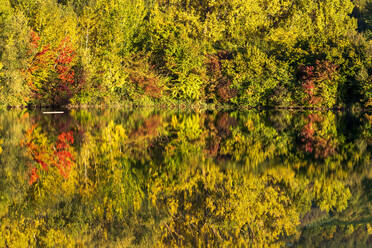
[21,125,75,185]
[55,131,74,179]
[130,115,162,138]
[204,113,236,157]
[29,167,39,185]
[300,114,335,159]
[216,112,237,137]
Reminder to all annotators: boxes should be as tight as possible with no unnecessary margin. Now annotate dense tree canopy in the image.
[0,0,370,108]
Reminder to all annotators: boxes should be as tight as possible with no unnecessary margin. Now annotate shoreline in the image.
[2,103,371,113]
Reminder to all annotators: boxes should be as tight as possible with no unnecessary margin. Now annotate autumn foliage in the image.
[26,31,77,105]
[300,113,336,159]
[21,124,75,184]
[129,72,163,98]
[297,61,339,106]
[206,53,237,103]
[0,0,370,107]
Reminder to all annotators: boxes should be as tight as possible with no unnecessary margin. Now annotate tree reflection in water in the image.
[0,109,371,247]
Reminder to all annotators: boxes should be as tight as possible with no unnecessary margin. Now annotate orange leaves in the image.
[205,53,237,103]
[297,60,339,106]
[29,167,39,185]
[300,114,336,159]
[27,31,53,71]
[21,125,75,185]
[129,72,163,98]
[55,131,74,178]
[30,30,40,50]
[55,37,76,85]
[26,31,77,104]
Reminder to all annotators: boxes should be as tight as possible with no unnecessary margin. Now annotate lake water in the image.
[0,109,371,247]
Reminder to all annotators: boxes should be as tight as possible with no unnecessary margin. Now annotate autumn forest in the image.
[0,0,372,247]
[0,0,371,108]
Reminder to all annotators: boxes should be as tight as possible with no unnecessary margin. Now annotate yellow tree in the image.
[0,0,31,107]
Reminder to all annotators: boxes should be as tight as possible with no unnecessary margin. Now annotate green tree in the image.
[0,0,30,107]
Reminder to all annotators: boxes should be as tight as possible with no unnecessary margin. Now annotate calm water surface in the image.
[0,109,371,247]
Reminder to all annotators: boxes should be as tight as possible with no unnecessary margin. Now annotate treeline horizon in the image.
[0,0,371,108]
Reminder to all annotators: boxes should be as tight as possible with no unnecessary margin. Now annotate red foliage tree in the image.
[26,31,77,105]
[297,60,338,106]
[206,53,237,103]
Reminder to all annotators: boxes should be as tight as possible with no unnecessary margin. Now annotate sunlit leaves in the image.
[26,31,78,105]
[152,164,305,247]
[73,0,148,103]
[0,1,31,106]
[0,0,370,106]
[0,109,371,246]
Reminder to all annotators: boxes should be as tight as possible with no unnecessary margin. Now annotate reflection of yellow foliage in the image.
[151,163,305,247]
[313,178,351,212]
[0,126,2,154]
[322,225,337,240]
[1,110,368,247]
[0,216,42,247]
[80,121,144,223]
[171,114,202,140]
[245,119,254,131]
[366,98,372,108]
[0,125,2,154]
[367,224,372,235]
[365,113,372,124]
[40,229,77,248]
